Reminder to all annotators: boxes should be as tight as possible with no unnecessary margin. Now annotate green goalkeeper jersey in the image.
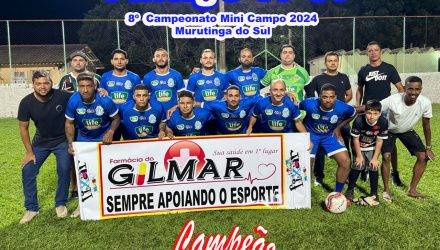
[261,64,310,101]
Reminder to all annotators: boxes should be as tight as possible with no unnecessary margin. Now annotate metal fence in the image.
[1,16,439,85]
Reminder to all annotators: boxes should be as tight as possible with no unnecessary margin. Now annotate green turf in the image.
[1,105,439,249]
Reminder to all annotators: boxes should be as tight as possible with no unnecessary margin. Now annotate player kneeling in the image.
[120,84,167,140]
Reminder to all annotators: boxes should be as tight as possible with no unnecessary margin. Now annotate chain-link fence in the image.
[1,16,439,85]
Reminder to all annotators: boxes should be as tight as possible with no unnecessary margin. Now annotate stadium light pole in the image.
[218,0,226,73]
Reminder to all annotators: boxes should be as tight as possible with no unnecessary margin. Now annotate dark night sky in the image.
[0,0,100,20]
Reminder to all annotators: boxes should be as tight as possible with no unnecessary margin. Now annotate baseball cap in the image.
[69,51,88,61]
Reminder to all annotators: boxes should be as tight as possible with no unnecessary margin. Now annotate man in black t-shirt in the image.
[305,52,353,186]
[17,71,73,224]
[356,41,405,186]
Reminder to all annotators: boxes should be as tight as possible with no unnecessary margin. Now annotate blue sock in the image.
[335,181,345,193]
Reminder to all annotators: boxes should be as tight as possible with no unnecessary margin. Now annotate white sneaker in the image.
[314,178,322,187]
[382,192,393,203]
[56,205,68,218]
[19,211,39,224]
[70,206,80,218]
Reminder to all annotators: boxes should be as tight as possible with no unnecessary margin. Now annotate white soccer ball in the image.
[325,192,348,213]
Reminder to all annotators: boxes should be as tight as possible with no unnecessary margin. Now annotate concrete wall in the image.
[1,72,439,118]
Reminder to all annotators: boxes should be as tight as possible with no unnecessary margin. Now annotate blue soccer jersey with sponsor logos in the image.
[120,101,166,140]
[252,96,301,133]
[65,92,118,142]
[202,96,261,134]
[167,107,212,136]
[143,69,185,112]
[299,97,356,136]
[186,71,229,102]
[100,70,142,109]
[226,67,266,98]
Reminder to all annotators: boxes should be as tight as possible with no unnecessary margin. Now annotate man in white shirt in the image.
[380,76,435,201]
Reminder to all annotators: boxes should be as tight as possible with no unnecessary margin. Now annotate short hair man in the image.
[356,41,405,186]
[18,70,73,224]
[120,84,167,140]
[261,44,310,102]
[100,49,142,140]
[380,76,434,201]
[65,72,120,145]
[166,91,212,137]
[143,48,185,113]
[202,85,261,134]
[226,48,266,98]
[186,49,229,102]
[59,51,101,92]
[65,72,120,217]
[299,84,356,194]
[305,51,353,186]
[246,80,308,134]
[345,100,388,204]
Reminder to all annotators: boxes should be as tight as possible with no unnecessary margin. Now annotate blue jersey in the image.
[143,69,185,112]
[120,101,166,140]
[65,92,118,142]
[186,71,229,102]
[252,96,301,133]
[100,70,142,109]
[167,107,211,136]
[226,67,266,98]
[202,96,261,134]
[299,98,356,136]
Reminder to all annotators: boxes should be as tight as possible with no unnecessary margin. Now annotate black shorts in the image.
[382,130,425,155]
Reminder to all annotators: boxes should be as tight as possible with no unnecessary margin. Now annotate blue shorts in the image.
[310,133,347,158]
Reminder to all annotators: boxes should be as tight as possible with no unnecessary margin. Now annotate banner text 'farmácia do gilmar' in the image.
[73,133,311,220]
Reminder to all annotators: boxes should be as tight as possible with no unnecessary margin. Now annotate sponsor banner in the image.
[73,133,311,220]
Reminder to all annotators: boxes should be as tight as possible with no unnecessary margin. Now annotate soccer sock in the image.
[369,170,379,196]
[334,181,345,193]
[347,169,361,191]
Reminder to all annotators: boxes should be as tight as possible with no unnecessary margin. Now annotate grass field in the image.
[1,105,439,249]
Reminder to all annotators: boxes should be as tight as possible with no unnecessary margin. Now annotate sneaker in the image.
[345,189,354,201]
[70,191,79,200]
[391,171,403,187]
[70,206,80,218]
[19,211,39,224]
[372,194,379,203]
[314,177,323,187]
[56,205,68,218]
[382,192,393,202]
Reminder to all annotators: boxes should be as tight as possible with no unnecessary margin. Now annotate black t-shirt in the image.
[18,89,72,148]
[350,114,388,151]
[305,72,351,102]
[357,62,401,104]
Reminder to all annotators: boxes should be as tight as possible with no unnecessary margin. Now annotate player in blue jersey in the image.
[65,72,120,145]
[121,84,167,140]
[202,85,261,134]
[143,48,185,113]
[65,72,120,217]
[299,83,356,193]
[246,80,308,134]
[100,49,142,140]
[186,49,229,102]
[226,48,266,98]
[166,91,212,137]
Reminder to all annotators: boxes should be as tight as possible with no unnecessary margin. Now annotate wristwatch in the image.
[426,145,432,149]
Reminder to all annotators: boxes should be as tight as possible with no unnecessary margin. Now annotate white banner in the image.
[73,133,311,220]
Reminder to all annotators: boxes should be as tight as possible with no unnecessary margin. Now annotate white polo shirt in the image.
[380,93,432,134]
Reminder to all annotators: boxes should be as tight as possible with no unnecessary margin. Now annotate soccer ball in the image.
[325,192,348,213]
